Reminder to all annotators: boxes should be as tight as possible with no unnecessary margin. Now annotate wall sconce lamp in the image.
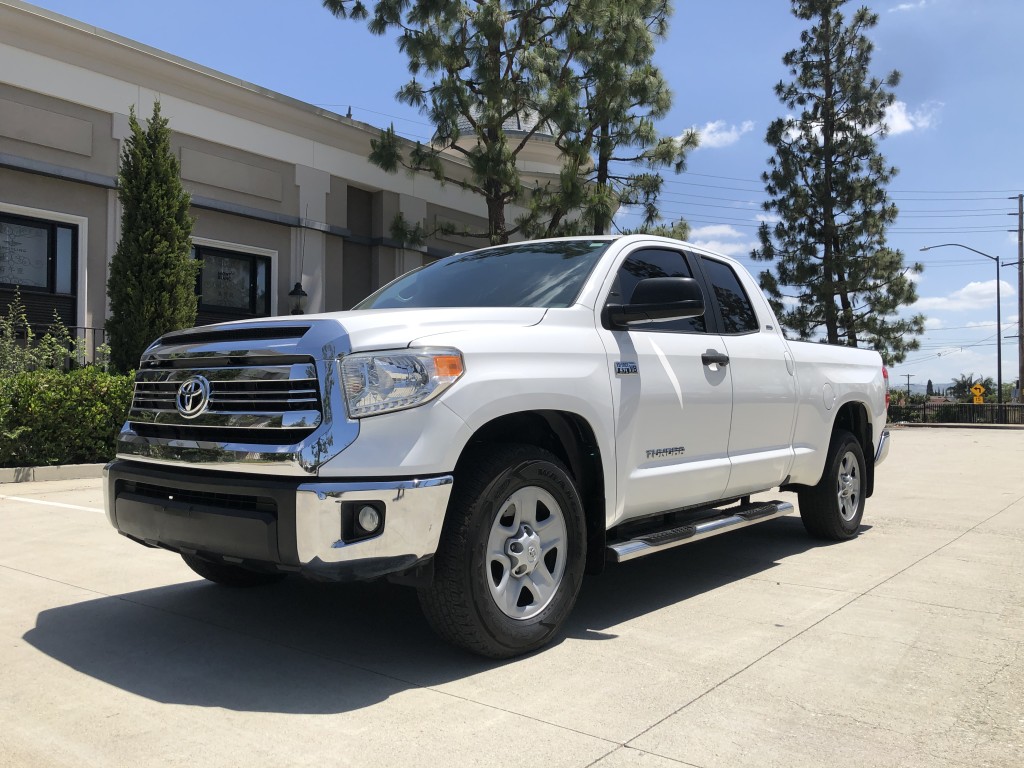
[288,282,308,315]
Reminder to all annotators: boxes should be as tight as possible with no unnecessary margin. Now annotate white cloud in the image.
[884,101,942,135]
[781,101,941,142]
[690,224,744,240]
[914,279,1015,311]
[889,1,927,12]
[924,316,943,330]
[611,204,642,231]
[688,225,757,258]
[756,214,781,225]
[692,120,755,150]
[689,239,758,258]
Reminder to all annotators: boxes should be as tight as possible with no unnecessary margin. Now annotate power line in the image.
[659,169,1024,195]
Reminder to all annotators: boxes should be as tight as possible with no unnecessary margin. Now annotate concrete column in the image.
[397,194,426,273]
[294,164,331,314]
[105,113,131,322]
[371,190,400,287]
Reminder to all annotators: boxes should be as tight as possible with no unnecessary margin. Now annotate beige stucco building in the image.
[0,0,562,353]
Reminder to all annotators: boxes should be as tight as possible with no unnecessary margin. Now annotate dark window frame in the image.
[692,254,761,336]
[0,211,78,297]
[193,244,271,319]
[604,247,712,335]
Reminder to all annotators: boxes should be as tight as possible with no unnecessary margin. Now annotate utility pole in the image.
[903,373,914,401]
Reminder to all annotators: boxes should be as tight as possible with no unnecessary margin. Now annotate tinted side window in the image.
[608,248,706,333]
[701,257,759,334]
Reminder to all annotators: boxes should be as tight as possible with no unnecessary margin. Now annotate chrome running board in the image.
[607,500,795,563]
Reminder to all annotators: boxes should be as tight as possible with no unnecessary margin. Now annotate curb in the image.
[0,463,106,484]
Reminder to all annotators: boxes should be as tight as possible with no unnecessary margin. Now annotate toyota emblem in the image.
[176,375,211,418]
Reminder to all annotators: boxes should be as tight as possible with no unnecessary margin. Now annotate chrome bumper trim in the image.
[115,428,335,477]
[294,476,454,565]
[874,429,890,466]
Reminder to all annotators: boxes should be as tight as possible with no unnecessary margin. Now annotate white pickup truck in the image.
[105,235,890,657]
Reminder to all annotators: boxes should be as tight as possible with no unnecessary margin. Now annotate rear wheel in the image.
[180,553,286,587]
[798,430,866,540]
[418,444,586,658]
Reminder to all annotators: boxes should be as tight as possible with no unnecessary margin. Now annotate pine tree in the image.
[323,0,693,243]
[926,379,933,396]
[751,0,924,365]
[107,102,197,372]
[526,1,698,237]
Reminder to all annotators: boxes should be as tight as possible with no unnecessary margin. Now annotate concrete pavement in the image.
[1,427,1022,768]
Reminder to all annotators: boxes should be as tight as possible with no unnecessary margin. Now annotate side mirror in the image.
[603,277,705,328]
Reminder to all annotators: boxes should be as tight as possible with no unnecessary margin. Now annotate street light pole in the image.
[920,243,1003,406]
[1011,195,1019,405]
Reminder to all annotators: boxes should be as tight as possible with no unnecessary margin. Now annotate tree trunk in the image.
[593,121,611,235]
[487,185,508,245]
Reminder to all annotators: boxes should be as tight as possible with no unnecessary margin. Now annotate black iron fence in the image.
[67,326,108,363]
[888,402,1024,425]
[6,324,108,368]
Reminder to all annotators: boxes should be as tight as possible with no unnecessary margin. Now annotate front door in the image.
[598,246,733,522]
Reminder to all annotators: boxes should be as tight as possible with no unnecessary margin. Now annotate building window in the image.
[0,212,77,328]
[193,245,271,325]
[0,213,76,295]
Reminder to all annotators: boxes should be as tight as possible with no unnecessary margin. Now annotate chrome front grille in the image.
[128,358,323,438]
[116,318,358,475]
[132,376,320,413]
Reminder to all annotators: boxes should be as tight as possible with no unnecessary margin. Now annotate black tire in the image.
[418,444,587,659]
[798,429,866,540]
[180,553,287,587]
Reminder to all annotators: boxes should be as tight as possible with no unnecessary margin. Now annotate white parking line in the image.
[0,494,104,513]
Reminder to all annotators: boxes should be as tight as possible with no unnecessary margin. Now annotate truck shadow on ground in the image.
[23,514,859,715]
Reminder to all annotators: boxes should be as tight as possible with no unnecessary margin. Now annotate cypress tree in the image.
[751,0,924,364]
[107,102,197,372]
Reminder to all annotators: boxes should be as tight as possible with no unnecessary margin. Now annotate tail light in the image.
[882,366,890,410]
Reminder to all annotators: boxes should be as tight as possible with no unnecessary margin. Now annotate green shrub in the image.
[0,367,133,467]
[1,288,110,374]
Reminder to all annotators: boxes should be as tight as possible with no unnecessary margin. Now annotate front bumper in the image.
[104,460,453,581]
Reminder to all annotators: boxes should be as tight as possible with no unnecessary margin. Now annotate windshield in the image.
[355,240,611,309]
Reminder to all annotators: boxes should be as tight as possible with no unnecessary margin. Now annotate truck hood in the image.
[300,307,548,352]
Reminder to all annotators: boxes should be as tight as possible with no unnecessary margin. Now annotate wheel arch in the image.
[458,410,607,574]
[831,401,875,497]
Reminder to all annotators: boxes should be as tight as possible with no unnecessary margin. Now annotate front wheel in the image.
[418,444,587,658]
[798,430,866,540]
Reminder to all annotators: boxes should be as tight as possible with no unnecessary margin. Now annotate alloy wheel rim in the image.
[836,450,861,522]
[486,485,567,620]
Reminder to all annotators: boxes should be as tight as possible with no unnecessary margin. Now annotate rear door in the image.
[694,254,798,497]
[597,246,733,521]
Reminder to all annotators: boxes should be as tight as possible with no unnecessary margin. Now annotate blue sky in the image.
[24,0,1024,389]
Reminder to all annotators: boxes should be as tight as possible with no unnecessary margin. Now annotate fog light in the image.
[341,501,385,542]
[357,505,381,533]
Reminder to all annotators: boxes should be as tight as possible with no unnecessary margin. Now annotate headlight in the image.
[340,348,465,418]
